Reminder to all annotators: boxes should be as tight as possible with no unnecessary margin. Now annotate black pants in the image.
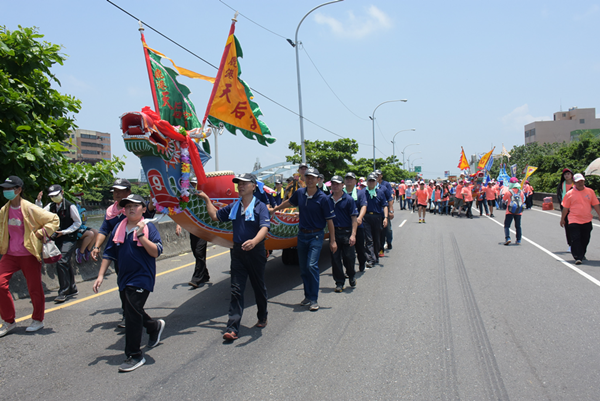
[363,214,382,264]
[526,194,534,209]
[355,226,367,271]
[227,242,268,335]
[55,238,77,295]
[465,201,473,218]
[190,234,209,284]
[331,228,355,286]
[567,222,593,261]
[122,286,160,359]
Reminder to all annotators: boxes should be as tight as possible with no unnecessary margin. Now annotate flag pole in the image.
[139,22,160,113]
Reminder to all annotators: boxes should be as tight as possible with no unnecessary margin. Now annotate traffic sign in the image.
[414,166,421,173]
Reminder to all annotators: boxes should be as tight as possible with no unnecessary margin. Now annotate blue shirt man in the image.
[272,167,337,311]
[330,175,358,292]
[199,173,271,342]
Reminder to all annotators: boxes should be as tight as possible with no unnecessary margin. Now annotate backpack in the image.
[508,190,523,214]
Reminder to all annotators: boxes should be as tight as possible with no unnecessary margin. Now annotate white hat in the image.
[573,173,585,182]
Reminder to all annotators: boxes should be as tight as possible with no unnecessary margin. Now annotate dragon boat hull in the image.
[121,110,300,250]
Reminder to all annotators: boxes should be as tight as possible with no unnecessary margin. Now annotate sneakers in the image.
[148,319,165,348]
[515,240,521,245]
[26,320,44,332]
[387,244,392,250]
[0,321,16,337]
[118,356,146,372]
[256,319,268,328]
[189,277,210,288]
[84,248,91,262]
[422,220,426,223]
[54,294,67,303]
[490,214,495,217]
[504,239,511,246]
[365,262,373,269]
[75,249,84,264]
[118,317,126,328]
[309,301,319,311]
[418,219,422,223]
[378,251,385,258]
[223,331,239,341]
[349,278,357,288]
[55,288,78,303]
[575,260,582,265]
[300,297,311,306]
[383,243,388,250]
[334,285,343,293]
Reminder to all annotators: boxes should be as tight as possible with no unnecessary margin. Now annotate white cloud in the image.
[314,5,392,39]
[501,104,551,132]
[573,4,599,20]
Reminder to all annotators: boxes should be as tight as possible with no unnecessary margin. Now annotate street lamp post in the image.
[406,151,421,172]
[391,129,416,160]
[370,99,408,170]
[401,143,419,170]
[291,0,344,163]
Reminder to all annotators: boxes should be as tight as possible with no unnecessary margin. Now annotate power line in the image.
[218,0,290,41]
[301,44,369,121]
[106,1,371,148]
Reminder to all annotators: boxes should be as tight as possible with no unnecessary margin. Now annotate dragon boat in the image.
[120,109,301,256]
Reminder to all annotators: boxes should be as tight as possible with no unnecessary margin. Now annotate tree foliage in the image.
[489,132,600,195]
[286,139,411,183]
[0,26,124,201]
[286,138,359,179]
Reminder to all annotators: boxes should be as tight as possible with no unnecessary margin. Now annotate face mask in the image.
[51,195,63,203]
[3,190,16,200]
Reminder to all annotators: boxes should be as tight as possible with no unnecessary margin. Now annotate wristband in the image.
[137,232,145,238]
[92,246,100,250]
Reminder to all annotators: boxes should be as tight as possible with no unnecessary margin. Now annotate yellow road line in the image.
[14,250,230,323]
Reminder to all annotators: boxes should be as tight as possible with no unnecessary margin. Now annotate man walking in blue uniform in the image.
[200,173,271,341]
[329,176,358,292]
[363,173,388,267]
[344,172,368,272]
[272,168,336,311]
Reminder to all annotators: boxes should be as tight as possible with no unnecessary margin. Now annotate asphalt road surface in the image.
[2,205,600,400]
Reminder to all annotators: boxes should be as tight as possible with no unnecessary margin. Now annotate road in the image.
[2,205,600,400]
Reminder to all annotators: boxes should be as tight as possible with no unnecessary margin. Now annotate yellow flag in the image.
[458,147,470,170]
[524,166,538,181]
[203,22,264,137]
[478,147,495,170]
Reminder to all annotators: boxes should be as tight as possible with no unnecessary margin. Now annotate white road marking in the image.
[485,215,600,288]
[399,219,407,228]
[530,207,600,228]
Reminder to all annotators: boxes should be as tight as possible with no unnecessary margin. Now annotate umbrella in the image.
[584,158,600,176]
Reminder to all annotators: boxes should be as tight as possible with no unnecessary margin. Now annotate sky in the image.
[4,0,600,180]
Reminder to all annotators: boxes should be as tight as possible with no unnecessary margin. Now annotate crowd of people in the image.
[1,165,600,373]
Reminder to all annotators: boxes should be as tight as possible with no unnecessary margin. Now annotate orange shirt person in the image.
[416,181,429,223]
[560,173,600,264]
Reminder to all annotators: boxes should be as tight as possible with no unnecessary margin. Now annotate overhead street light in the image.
[290,0,344,163]
[391,129,416,160]
[406,151,421,171]
[370,99,408,170]
[401,143,419,170]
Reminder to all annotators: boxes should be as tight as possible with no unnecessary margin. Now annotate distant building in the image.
[524,107,600,145]
[63,129,111,164]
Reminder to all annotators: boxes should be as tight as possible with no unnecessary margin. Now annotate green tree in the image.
[0,26,124,201]
[286,138,359,179]
[346,156,411,183]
